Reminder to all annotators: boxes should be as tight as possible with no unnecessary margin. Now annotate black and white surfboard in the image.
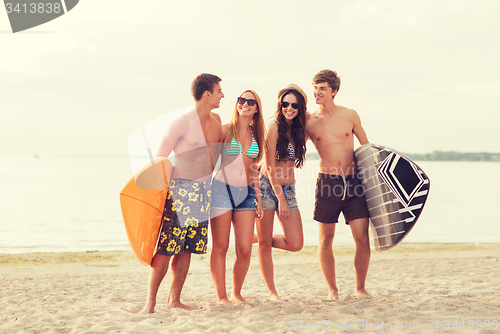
[355,144,430,251]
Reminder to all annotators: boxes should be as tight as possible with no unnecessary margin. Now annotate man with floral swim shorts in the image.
[156,178,211,256]
[142,73,224,313]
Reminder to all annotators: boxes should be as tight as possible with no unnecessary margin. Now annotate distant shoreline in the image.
[306,151,500,162]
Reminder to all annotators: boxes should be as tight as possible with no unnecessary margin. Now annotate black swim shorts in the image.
[313,173,369,224]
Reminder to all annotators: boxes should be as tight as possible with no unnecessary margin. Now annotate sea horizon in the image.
[1,156,499,254]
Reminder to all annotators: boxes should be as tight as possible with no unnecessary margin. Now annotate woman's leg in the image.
[231,210,256,305]
[274,209,304,252]
[256,209,280,300]
[210,210,233,304]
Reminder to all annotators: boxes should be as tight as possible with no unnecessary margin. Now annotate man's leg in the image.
[168,251,200,309]
[318,222,338,300]
[142,254,171,313]
[349,217,371,297]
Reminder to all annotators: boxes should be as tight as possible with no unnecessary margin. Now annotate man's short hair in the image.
[313,70,341,94]
[191,73,222,101]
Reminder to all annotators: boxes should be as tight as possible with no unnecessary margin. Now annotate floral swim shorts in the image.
[156,178,210,256]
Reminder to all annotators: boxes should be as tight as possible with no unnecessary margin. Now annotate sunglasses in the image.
[282,101,299,109]
[237,97,257,107]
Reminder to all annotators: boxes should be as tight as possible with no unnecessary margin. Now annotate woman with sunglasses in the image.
[210,90,265,305]
[256,84,307,301]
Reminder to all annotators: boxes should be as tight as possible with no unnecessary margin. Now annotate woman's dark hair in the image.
[275,90,306,168]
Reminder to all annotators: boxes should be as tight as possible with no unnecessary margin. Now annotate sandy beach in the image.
[1,243,499,334]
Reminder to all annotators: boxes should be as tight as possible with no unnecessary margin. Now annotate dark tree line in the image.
[305,151,500,162]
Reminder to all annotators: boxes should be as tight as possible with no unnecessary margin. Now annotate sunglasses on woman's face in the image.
[282,101,299,109]
[237,97,257,106]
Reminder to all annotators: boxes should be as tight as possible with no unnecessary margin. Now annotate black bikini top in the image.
[275,142,295,162]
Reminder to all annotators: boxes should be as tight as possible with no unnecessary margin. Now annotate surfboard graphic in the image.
[4,0,79,33]
[355,144,430,251]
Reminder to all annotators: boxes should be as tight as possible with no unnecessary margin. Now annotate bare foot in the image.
[355,288,372,298]
[327,290,339,301]
[269,293,282,302]
[217,297,233,306]
[168,300,202,310]
[231,293,253,306]
[141,300,156,313]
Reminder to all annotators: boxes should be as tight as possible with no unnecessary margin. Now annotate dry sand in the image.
[1,243,499,334]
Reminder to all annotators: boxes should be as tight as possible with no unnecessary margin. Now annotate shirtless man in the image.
[142,73,224,313]
[305,69,371,300]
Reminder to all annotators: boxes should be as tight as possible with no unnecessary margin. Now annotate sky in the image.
[1,0,499,157]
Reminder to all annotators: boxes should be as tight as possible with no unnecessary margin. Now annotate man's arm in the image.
[208,114,224,168]
[215,124,228,162]
[213,113,222,131]
[133,118,186,190]
[155,118,189,158]
[351,110,369,145]
[304,115,315,142]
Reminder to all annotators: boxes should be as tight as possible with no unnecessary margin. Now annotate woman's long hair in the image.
[275,90,307,168]
[225,90,265,162]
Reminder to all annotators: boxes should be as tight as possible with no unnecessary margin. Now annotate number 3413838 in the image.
[5,3,62,14]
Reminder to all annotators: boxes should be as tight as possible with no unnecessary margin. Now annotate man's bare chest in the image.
[310,117,353,142]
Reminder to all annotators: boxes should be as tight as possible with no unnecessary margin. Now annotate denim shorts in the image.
[211,178,256,211]
[259,173,298,211]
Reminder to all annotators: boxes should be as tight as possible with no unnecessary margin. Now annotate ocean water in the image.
[0,156,498,254]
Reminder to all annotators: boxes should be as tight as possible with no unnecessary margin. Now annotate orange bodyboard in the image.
[119,160,171,266]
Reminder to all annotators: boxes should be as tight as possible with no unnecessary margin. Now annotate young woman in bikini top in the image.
[210,90,265,305]
[256,84,307,301]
